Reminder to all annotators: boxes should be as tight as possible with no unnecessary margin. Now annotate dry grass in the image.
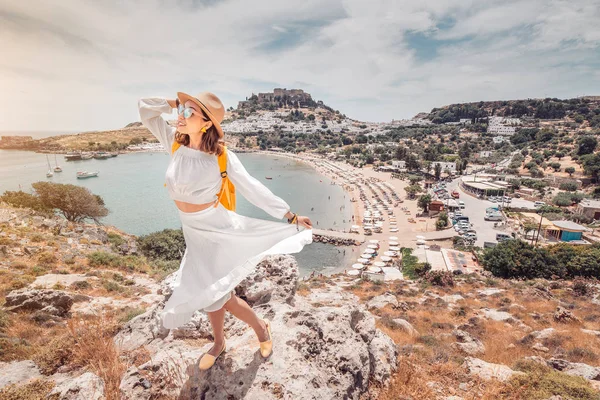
[66,313,127,400]
[478,320,532,366]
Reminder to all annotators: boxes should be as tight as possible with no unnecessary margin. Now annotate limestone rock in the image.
[553,307,582,324]
[118,255,397,400]
[452,330,485,356]
[0,360,43,390]
[392,318,419,337]
[366,293,399,310]
[4,289,73,317]
[546,358,600,380]
[464,357,525,382]
[481,308,513,322]
[48,371,105,400]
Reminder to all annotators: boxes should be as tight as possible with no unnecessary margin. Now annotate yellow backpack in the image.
[164,142,236,211]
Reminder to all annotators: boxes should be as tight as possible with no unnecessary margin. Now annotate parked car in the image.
[496,233,511,242]
[485,214,503,221]
[464,232,477,241]
[504,196,512,202]
[458,200,465,209]
[534,201,546,208]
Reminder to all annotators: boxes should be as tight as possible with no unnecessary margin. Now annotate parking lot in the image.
[442,179,515,247]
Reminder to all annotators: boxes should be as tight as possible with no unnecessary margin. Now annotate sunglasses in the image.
[177,103,204,119]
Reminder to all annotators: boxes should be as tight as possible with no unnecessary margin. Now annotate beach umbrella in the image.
[363,248,376,254]
[351,263,365,270]
[369,239,379,244]
[347,269,361,276]
[383,251,396,257]
[368,266,382,273]
[416,239,426,245]
[374,261,386,268]
[389,228,399,232]
[416,235,426,240]
[357,258,369,264]
[389,246,401,251]
[389,236,398,240]
[380,256,392,262]
[389,241,399,246]
[367,244,378,249]
[361,253,373,259]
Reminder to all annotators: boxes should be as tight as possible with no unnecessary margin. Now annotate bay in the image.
[0,149,355,276]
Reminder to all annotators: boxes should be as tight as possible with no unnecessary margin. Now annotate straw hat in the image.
[177,91,225,139]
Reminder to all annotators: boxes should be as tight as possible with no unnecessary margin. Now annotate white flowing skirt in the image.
[160,201,313,330]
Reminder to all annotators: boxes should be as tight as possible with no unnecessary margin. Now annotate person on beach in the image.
[138,92,313,371]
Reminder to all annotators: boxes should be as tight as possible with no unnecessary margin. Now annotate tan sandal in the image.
[199,341,226,370]
[259,319,273,358]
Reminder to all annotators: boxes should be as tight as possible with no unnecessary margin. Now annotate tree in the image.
[559,181,578,192]
[550,162,561,172]
[565,167,576,177]
[434,163,442,180]
[418,194,432,212]
[404,185,422,199]
[577,136,598,156]
[482,239,565,279]
[582,153,600,182]
[31,182,109,223]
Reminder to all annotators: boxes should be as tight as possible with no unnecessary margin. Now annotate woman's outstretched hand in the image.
[297,216,312,229]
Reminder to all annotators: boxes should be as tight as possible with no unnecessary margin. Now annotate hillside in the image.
[423,97,600,127]
[1,203,600,399]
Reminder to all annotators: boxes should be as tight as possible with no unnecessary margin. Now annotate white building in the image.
[493,136,508,144]
[392,160,406,169]
[431,161,457,173]
[487,116,521,136]
[479,151,493,158]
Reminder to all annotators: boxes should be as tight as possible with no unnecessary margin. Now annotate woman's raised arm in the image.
[138,97,178,153]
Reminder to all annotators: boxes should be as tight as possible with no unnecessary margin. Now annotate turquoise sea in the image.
[0,149,355,276]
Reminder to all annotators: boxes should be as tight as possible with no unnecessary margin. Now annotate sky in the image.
[1,0,599,132]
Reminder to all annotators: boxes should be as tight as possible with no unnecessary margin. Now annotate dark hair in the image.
[174,106,224,156]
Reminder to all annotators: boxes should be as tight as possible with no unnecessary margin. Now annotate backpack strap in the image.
[214,145,229,207]
[171,141,181,154]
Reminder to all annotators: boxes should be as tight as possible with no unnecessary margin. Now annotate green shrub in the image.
[137,228,185,261]
[0,190,49,212]
[107,232,125,250]
[508,359,599,399]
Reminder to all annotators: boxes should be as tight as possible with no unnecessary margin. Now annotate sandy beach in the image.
[258,151,445,276]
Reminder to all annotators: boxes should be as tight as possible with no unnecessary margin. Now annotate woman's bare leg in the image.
[223,294,269,342]
[206,307,227,356]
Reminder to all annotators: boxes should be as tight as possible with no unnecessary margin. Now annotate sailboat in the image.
[53,154,62,172]
[46,155,53,177]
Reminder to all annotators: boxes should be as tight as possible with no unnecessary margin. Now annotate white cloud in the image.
[0,0,598,131]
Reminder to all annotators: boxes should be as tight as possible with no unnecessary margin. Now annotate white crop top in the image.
[138,97,291,220]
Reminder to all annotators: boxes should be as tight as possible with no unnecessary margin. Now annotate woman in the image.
[138,92,313,371]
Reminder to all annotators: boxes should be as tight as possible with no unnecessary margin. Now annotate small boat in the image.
[109,152,119,157]
[53,154,62,172]
[64,152,82,161]
[81,153,93,160]
[76,171,99,179]
[93,152,110,159]
[46,155,54,177]
[265,176,273,180]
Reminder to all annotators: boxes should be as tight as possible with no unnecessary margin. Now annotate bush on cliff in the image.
[137,228,185,262]
[482,240,600,279]
[0,190,50,212]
